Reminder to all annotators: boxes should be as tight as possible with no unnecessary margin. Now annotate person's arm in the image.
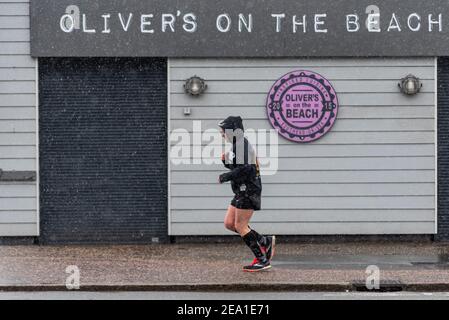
[219,138,257,184]
[219,164,256,184]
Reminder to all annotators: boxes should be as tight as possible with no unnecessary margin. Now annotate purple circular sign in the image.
[266,70,339,143]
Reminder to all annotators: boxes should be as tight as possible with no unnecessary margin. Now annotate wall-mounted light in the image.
[398,74,422,95]
[184,76,207,96]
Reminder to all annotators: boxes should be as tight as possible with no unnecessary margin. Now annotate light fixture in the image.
[184,76,207,96]
[398,74,422,95]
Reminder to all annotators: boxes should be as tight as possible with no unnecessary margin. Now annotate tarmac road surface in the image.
[1,291,449,300]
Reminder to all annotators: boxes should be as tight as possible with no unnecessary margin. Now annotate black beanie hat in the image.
[218,116,244,131]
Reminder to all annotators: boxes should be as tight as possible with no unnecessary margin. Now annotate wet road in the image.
[1,291,449,300]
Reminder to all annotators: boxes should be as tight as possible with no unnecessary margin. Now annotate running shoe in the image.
[242,258,271,272]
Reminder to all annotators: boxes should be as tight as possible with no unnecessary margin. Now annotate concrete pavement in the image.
[1,241,449,292]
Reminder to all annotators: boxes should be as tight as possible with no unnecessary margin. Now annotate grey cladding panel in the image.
[169,58,437,235]
[0,0,37,236]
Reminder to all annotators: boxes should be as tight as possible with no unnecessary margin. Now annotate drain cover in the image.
[351,280,404,292]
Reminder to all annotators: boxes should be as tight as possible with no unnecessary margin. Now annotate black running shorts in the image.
[231,192,261,211]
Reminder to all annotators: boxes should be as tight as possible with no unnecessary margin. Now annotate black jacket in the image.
[219,137,262,196]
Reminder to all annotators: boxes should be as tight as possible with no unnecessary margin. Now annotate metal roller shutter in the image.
[39,58,168,244]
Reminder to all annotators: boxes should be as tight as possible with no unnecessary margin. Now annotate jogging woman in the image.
[218,116,275,272]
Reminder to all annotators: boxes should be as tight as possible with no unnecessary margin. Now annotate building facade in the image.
[0,0,447,243]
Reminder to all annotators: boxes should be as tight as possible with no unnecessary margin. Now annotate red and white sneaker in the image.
[242,258,271,272]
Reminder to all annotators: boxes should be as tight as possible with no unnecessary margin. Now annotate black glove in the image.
[219,172,232,184]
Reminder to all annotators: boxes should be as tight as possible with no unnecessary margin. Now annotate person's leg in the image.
[224,204,266,245]
[248,225,267,246]
[234,211,265,245]
[235,208,267,264]
[234,208,253,237]
[224,205,238,233]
